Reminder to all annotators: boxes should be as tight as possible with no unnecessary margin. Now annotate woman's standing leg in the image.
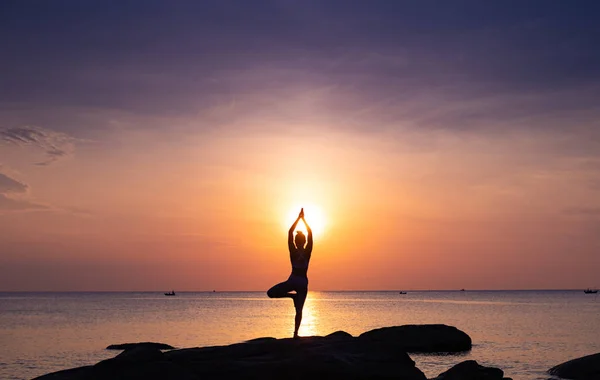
[293,287,307,338]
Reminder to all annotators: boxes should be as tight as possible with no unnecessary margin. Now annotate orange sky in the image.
[1,127,599,291]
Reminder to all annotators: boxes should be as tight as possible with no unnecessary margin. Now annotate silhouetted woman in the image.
[267,208,313,338]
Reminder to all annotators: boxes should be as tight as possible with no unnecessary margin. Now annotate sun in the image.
[285,203,326,237]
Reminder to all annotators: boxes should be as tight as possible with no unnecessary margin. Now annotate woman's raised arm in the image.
[302,216,313,253]
[288,209,303,251]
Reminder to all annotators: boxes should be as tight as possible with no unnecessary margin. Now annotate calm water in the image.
[1,291,599,380]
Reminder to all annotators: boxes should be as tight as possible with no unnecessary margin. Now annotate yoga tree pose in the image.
[267,208,313,338]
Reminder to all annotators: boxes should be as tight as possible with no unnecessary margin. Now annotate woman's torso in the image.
[290,248,310,277]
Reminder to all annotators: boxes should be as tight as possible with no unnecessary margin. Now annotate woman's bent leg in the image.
[267,280,294,298]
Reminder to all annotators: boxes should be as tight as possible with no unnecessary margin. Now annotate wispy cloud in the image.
[0,193,47,211]
[1,126,78,165]
[0,171,46,211]
[0,172,28,193]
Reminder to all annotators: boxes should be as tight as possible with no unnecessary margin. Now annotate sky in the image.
[1,1,599,291]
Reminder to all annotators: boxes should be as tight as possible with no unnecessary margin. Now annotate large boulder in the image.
[433,360,506,380]
[164,334,426,380]
[359,324,472,353]
[549,352,600,380]
[34,329,428,380]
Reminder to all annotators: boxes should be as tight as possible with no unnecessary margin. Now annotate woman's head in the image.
[295,231,306,248]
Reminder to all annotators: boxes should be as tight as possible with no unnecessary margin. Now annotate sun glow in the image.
[298,294,319,336]
[285,203,326,238]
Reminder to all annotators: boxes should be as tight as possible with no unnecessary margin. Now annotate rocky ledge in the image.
[33,324,512,380]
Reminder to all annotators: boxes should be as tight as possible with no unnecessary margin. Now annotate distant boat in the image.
[460,289,465,292]
[399,291,407,295]
[584,288,598,294]
[164,290,176,296]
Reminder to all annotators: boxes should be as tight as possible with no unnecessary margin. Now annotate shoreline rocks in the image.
[548,352,600,380]
[33,325,475,380]
[34,325,599,380]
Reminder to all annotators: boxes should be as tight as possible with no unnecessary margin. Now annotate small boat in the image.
[164,290,176,296]
[460,289,465,292]
[399,291,407,295]
[584,288,598,294]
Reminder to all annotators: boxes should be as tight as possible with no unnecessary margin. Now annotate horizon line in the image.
[0,288,596,293]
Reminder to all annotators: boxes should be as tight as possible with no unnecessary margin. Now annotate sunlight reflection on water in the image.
[299,295,319,337]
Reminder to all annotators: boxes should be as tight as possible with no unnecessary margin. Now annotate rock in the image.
[36,348,193,380]
[548,352,600,380]
[163,335,427,380]
[245,337,276,343]
[92,359,197,380]
[30,366,92,380]
[106,342,175,350]
[114,346,165,362]
[34,327,434,380]
[359,324,472,353]
[325,330,354,339]
[433,360,505,380]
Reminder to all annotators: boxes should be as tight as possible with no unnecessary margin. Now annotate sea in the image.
[1,290,599,380]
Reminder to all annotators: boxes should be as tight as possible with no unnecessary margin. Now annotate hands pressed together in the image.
[290,208,311,235]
